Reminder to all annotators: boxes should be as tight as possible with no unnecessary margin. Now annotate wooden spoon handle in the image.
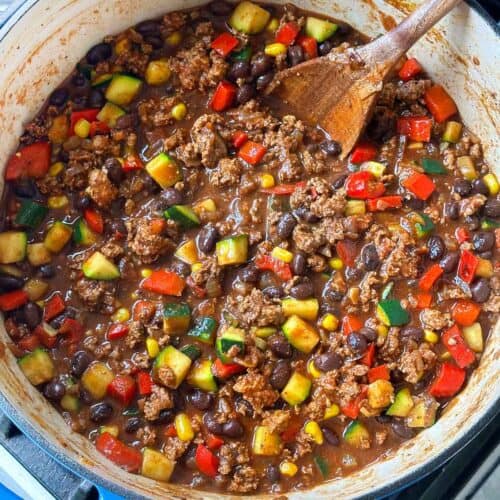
[358,0,461,67]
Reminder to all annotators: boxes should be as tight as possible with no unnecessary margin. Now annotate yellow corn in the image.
[174,413,194,441]
[254,327,277,338]
[141,268,153,278]
[345,200,366,216]
[475,258,493,278]
[48,162,64,177]
[377,324,389,338]
[279,461,298,477]
[74,118,91,138]
[321,313,339,332]
[264,43,287,57]
[166,31,182,46]
[442,121,462,143]
[48,195,69,209]
[362,161,386,178]
[99,425,119,437]
[145,60,171,86]
[193,198,217,214]
[323,404,340,420]
[266,17,279,32]
[457,156,477,181]
[146,338,159,358]
[271,246,293,263]
[307,359,321,379]
[191,262,203,273]
[482,173,499,196]
[130,292,139,300]
[407,141,424,150]
[304,421,324,445]
[171,102,187,121]
[441,351,452,361]
[260,173,275,189]
[328,258,343,271]
[424,329,439,344]
[111,307,130,323]
[115,38,130,55]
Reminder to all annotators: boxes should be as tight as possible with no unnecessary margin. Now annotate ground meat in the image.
[163,436,190,461]
[460,194,487,217]
[233,370,279,414]
[188,114,228,168]
[261,410,291,434]
[218,441,251,475]
[126,217,172,263]
[73,278,116,313]
[157,366,177,388]
[137,425,156,446]
[290,178,346,218]
[379,231,419,281]
[143,385,173,421]
[319,217,345,245]
[292,223,325,253]
[439,283,471,301]
[86,169,118,208]
[125,321,144,349]
[358,272,381,310]
[420,308,452,331]
[64,148,100,190]
[209,158,242,187]
[228,465,259,493]
[226,288,283,328]
[190,256,223,296]
[100,239,125,259]
[200,51,228,89]
[399,343,437,383]
[138,96,178,128]
[302,389,331,421]
[379,327,401,362]
[293,429,314,459]
[301,149,327,175]
[375,430,388,445]
[170,41,210,91]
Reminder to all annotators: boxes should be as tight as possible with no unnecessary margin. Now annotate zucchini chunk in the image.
[18,348,55,386]
[281,371,311,406]
[252,426,282,456]
[215,327,246,363]
[386,387,414,417]
[81,362,114,399]
[82,251,120,280]
[105,74,143,106]
[282,315,320,353]
[164,205,200,229]
[215,235,248,266]
[0,231,27,264]
[188,316,217,344]
[154,346,192,388]
[305,16,338,42]
[146,153,181,189]
[281,298,319,321]
[187,359,218,392]
[15,200,48,229]
[96,102,126,127]
[141,448,175,482]
[343,420,371,448]
[229,1,270,34]
[163,303,191,334]
[44,221,72,253]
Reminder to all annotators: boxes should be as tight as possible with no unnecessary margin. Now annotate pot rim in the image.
[0,1,498,499]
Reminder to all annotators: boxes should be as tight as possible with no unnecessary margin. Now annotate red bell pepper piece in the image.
[452,299,481,326]
[210,32,239,57]
[122,155,143,172]
[442,325,476,368]
[418,263,443,291]
[232,130,248,148]
[351,143,377,163]
[342,314,363,335]
[95,432,142,472]
[212,358,245,379]
[206,434,224,451]
[84,208,104,234]
[137,371,153,396]
[34,324,58,348]
[415,292,433,309]
[107,323,129,341]
[89,121,110,137]
[297,35,318,59]
[367,364,390,383]
[260,181,306,195]
[18,333,41,352]
[281,421,301,442]
[5,142,51,181]
[141,270,186,296]
[402,172,435,200]
[424,85,457,123]
[254,254,292,281]
[455,227,469,244]
[361,343,376,367]
[341,386,368,419]
[429,362,466,398]
[336,240,357,267]
[398,58,422,81]
[367,195,402,212]
[195,444,219,478]
[457,250,478,284]
[0,290,29,312]
[58,318,84,344]
[345,171,385,199]
[397,116,433,142]
[209,80,237,112]
[165,424,177,437]
[238,140,267,165]
[275,21,300,45]
[70,109,100,135]
[108,375,136,406]
[43,293,65,321]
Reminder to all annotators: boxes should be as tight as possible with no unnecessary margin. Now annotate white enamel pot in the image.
[0,1,498,498]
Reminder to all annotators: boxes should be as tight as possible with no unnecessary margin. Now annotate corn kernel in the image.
[377,324,389,338]
[307,359,321,379]
[407,141,424,150]
[166,31,182,46]
[271,246,293,263]
[441,351,452,361]
[266,17,279,32]
[457,156,477,181]
[146,338,159,358]
[424,329,439,344]
[264,43,287,57]
[111,307,130,323]
[329,258,343,271]
[141,268,153,278]
[254,326,277,338]
[74,118,91,138]
[442,121,462,143]
[323,404,340,420]
[191,262,203,273]
[260,173,275,189]
[115,38,130,55]
[48,162,64,177]
[174,413,194,441]
[304,421,324,445]
[279,461,298,477]
[130,292,139,300]
[193,198,217,215]
[145,60,171,86]
[475,258,493,278]
[171,102,187,121]
[345,200,366,216]
[361,161,386,178]
[321,313,339,332]
[47,195,69,209]
[482,173,499,196]
[99,425,119,437]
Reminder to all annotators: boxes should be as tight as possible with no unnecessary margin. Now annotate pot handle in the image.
[96,486,124,500]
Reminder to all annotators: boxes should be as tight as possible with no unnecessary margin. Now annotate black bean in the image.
[125,417,142,433]
[72,95,89,109]
[346,332,367,355]
[12,179,37,198]
[318,39,334,56]
[105,158,125,185]
[263,286,284,299]
[251,54,273,78]
[471,178,489,195]
[270,360,291,390]
[159,188,183,208]
[376,414,392,424]
[400,326,424,343]
[70,351,92,378]
[239,265,259,283]
[72,73,88,87]
[392,420,415,439]
[23,302,42,330]
[197,225,219,254]
[135,20,161,36]
[427,235,445,261]
[266,464,280,482]
[204,412,223,435]
[453,179,472,197]
[189,390,214,411]
[236,83,255,104]
[322,427,340,446]
[228,61,250,81]
[222,419,244,438]
[294,207,319,223]
[323,288,343,303]
[173,391,186,412]
[320,140,341,156]
[110,219,127,236]
[332,174,347,190]
[256,72,274,91]
[444,201,460,220]
[471,279,490,303]
[90,402,113,423]
[361,244,380,271]
[404,196,425,210]
[359,327,377,342]
[75,195,91,211]
[39,264,56,279]
[268,334,292,359]
[289,281,314,299]
[88,89,105,108]
[314,352,342,371]
[49,88,69,106]
[291,253,306,276]
[465,215,480,231]
[144,35,163,49]
[235,397,254,417]
[115,113,138,130]
[345,266,363,282]
[276,212,296,240]
[484,198,500,218]
[43,380,65,401]
[439,251,459,273]
[86,43,112,65]
[473,231,495,252]
[171,261,191,277]
[479,250,493,260]
[287,45,304,66]
[209,1,232,15]
[50,314,66,330]
[0,275,24,291]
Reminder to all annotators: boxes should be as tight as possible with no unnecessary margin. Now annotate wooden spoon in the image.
[267,0,461,158]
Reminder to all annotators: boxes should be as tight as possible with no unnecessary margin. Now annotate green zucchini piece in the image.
[215,327,246,363]
[376,300,410,326]
[81,362,114,399]
[229,1,270,34]
[26,243,52,267]
[408,212,435,238]
[406,395,438,428]
[481,218,500,229]
[105,74,143,106]
[174,239,198,265]
[82,251,120,280]
[305,16,338,42]
[386,387,414,417]
[96,102,126,127]
[188,316,217,344]
[232,46,252,61]
[141,448,175,482]
[343,421,370,448]
[367,379,394,409]
[163,302,191,334]
[73,218,98,246]
[187,359,218,392]
[215,234,248,266]
[44,221,72,253]
[313,455,329,478]
[462,322,483,352]
[281,298,319,321]
[164,205,200,229]
[154,345,192,388]
[381,281,394,300]
[18,348,55,386]
[281,371,311,406]
[180,344,202,361]
[145,153,181,190]
[15,200,48,228]
[60,394,80,412]
[92,73,113,87]
[282,315,320,353]
[252,426,282,456]
[421,158,447,175]
[0,231,27,264]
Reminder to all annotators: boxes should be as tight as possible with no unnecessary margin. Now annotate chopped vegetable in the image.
[252,426,282,455]
[145,153,181,189]
[281,298,319,321]
[164,205,200,229]
[282,314,320,353]
[108,375,136,406]
[0,231,27,264]
[376,300,410,326]
[211,32,239,56]
[351,143,377,163]
[367,364,390,383]
[397,116,433,142]
[345,171,385,199]
[419,263,443,291]
[367,195,402,212]
[141,448,174,481]
[281,371,312,406]
[154,346,192,388]
[424,84,457,123]
[442,325,476,368]
[305,16,338,42]
[195,444,219,477]
[82,251,120,280]
[96,432,142,473]
[18,348,55,385]
[238,140,267,165]
[141,270,186,296]
[457,250,478,284]
[44,221,72,253]
[398,57,422,81]
[429,362,465,398]
[442,120,462,143]
[297,35,318,59]
[421,158,446,175]
[211,358,245,379]
[105,74,143,106]
[209,80,237,111]
[386,387,414,417]
[15,200,48,229]
[343,421,370,448]
[84,208,104,234]
[163,302,191,334]
[216,235,248,266]
[81,362,114,399]
[187,359,218,392]
[462,322,483,353]
[451,299,481,326]
[402,172,435,200]
[229,1,270,34]
[5,142,51,180]
[254,254,292,280]
[188,316,217,344]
